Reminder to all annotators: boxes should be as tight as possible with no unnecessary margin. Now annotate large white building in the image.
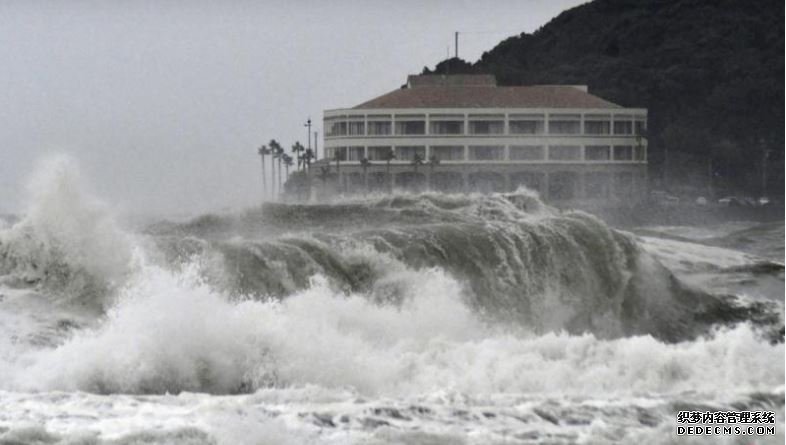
[317,74,647,204]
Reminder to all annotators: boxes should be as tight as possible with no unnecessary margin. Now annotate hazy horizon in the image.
[1,0,585,216]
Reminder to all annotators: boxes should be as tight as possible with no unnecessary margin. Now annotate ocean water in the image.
[0,156,782,444]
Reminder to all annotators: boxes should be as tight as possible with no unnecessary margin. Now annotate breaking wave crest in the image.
[0,157,780,399]
[8,259,783,397]
[0,156,135,309]
[153,194,774,342]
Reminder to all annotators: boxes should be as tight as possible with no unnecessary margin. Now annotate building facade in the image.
[317,74,647,205]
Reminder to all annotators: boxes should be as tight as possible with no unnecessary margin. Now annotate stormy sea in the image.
[0,157,782,445]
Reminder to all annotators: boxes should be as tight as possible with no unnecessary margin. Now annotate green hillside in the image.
[424,0,784,196]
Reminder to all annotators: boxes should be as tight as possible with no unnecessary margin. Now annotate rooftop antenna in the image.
[455,31,459,59]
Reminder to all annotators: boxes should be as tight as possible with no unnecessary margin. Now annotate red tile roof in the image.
[354,84,621,110]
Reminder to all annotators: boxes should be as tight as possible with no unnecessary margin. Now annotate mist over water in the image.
[0,156,782,444]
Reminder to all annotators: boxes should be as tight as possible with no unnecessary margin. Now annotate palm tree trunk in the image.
[272,158,277,198]
[260,154,266,202]
[277,159,283,197]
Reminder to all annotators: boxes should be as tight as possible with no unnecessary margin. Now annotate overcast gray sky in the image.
[1,0,585,216]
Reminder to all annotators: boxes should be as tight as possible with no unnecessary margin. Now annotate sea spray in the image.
[0,158,782,443]
[10,255,782,397]
[153,197,770,341]
[0,155,135,308]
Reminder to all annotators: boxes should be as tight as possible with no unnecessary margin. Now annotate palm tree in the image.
[317,165,331,184]
[427,154,440,191]
[283,154,293,179]
[268,139,282,197]
[257,145,272,201]
[411,152,424,173]
[269,140,284,198]
[383,148,396,193]
[359,157,372,194]
[291,142,305,171]
[408,153,425,192]
[303,148,315,172]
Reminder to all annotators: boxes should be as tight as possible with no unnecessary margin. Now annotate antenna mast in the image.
[455,31,459,58]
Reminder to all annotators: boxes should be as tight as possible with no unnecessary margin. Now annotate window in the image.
[613,116,633,135]
[585,145,611,161]
[368,121,391,135]
[613,145,633,161]
[430,121,464,135]
[347,146,365,161]
[430,146,464,161]
[395,146,425,161]
[584,115,611,135]
[325,119,347,136]
[395,121,425,135]
[367,146,392,161]
[395,115,426,135]
[468,146,504,161]
[548,145,581,161]
[634,117,646,136]
[634,145,646,161]
[548,114,581,134]
[509,114,545,134]
[468,120,504,135]
[348,121,365,135]
[328,147,347,161]
[509,145,545,161]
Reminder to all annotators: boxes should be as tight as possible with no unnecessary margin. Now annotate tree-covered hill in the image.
[424,0,784,196]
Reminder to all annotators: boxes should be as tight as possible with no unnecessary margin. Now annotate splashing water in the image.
[0,156,135,308]
[0,157,782,444]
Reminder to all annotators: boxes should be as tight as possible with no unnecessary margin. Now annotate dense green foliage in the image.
[424,0,783,195]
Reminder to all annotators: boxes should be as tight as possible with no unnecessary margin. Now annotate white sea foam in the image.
[8,253,781,399]
[0,157,782,444]
[0,155,135,305]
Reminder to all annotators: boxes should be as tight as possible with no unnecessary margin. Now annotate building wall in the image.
[315,107,647,204]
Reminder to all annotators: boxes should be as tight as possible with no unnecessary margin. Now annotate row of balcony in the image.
[324,112,647,138]
[324,144,647,163]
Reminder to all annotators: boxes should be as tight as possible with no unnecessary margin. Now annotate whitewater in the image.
[0,156,782,444]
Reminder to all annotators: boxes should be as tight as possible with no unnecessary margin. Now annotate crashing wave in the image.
[151,191,777,342]
[0,156,135,309]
